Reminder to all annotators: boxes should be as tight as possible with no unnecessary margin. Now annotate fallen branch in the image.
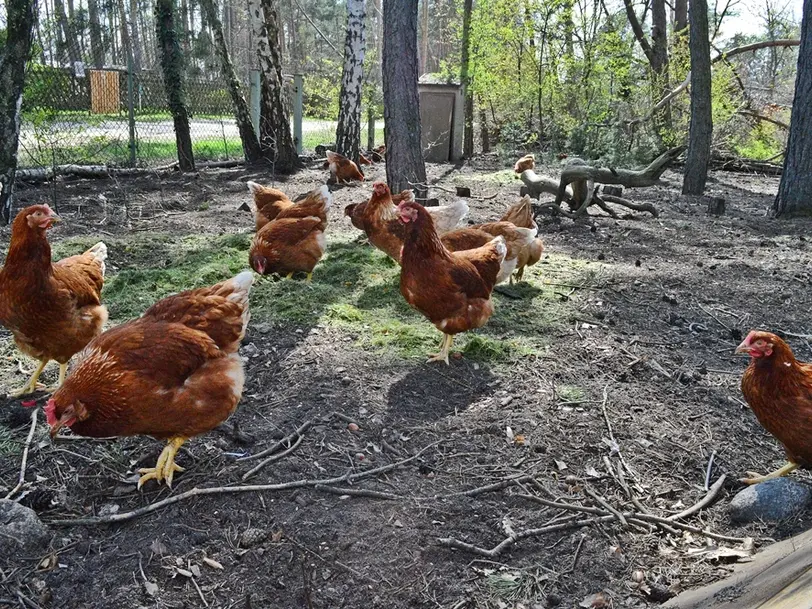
[668,475,726,521]
[241,434,305,481]
[313,485,401,500]
[238,416,321,462]
[4,407,39,500]
[737,109,790,130]
[47,441,441,526]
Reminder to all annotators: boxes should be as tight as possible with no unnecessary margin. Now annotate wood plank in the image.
[662,528,812,609]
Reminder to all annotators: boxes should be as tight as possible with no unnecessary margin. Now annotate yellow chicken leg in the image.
[305,272,313,283]
[286,272,294,279]
[9,360,48,397]
[46,363,68,393]
[740,461,798,485]
[138,437,188,489]
[427,334,454,365]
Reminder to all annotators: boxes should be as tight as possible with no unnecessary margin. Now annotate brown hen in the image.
[0,204,107,396]
[45,271,253,488]
[735,331,812,484]
[397,200,506,364]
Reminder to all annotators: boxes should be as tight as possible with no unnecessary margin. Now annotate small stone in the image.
[0,500,51,557]
[729,478,812,523]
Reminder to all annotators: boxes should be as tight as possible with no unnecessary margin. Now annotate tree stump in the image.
[456,186,471,197]
[706,196,726,215]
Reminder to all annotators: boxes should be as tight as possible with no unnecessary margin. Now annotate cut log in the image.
[603,185,623,197]
[706,196,726,216]
[662,528,812,609]
[456,186,471,197]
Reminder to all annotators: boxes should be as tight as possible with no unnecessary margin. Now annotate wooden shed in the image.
[418,79,464,163]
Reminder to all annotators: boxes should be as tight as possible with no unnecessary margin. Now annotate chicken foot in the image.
[46,363,68,393]
[740,461,798,485]
[138,436,188,489]
[427,334,454,365]
[9,360,48,397]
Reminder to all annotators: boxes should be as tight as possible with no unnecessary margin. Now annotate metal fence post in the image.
[126,55,137,166]
[367,108,375,150]
[249,69,260,139]
[293,73,303,155]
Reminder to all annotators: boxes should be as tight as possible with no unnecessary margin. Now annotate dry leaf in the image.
[203,557,224,570]
[190,564,201,578]
[175,567,193,578]
[143,581,158,596]
[555,459,568,471]
[150,539,167,556]
[271,530,284,543]
[585,466,601,478]
[579,592,611,608]
[505,426,515,441]
[514,434,526,445]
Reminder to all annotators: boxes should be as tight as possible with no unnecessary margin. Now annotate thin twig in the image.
[584,487,627,526]
[241,434,305,481]
[313,485,401,500]
[668,475,726,522]
[47,442,441,526]
[422,475,533,500]
[599,384,638,481]
[704,451,717,491]
[5,408,39,500]
[238,417,318,462]
[190,575,209,607]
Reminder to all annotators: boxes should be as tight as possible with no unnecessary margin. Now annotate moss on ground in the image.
[46,230,591,365]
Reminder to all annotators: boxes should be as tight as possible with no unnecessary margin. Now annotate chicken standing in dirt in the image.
[45,271,254,488]
[396,200,506,364]
[735,330,812,484]
[0,204,108,396]
[246,182,294,231]
[249,185,332,281]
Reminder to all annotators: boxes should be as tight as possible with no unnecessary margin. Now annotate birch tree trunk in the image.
[774,0,812,217]
[87,0,105,67]
[383,0,427,195]
[335,0,366,165]
[155,0,195,171]
[0,0,38,223]
[199,0,262,162]
[247,0,300,172]
[460,0,473,157]
[682,0,712,195]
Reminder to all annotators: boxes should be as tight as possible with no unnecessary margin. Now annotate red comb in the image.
[21,400,37,408]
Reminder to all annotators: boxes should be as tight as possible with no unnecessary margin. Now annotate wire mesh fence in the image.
[19,63,247,169]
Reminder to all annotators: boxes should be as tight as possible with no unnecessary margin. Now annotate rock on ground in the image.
[0,499,51,557]
[729,478,812,523]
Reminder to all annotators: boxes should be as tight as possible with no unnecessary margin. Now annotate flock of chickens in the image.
[0,150,809,497]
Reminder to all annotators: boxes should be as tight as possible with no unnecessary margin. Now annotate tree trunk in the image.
[419,0,429,75]
[774,0,812,216]
[155,0,195,171]
[181,0,190,53]
[383,0,427,195]
[460,0,474,157]
[479,104,490,153]
[65,0,83,62]
[651,0,671,130]
[129,0,143,71]
[53,0,73,64]
[0,0,38,223]
[248,0,300,172]
[674,0,688,35]
[87,0,105,68]
[682,0,712,195]
[199,0,262,162]
[335,0,366,165]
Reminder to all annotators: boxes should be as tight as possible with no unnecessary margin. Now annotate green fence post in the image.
[293,73,303,155]
[249,69,260,139]
[126,55,137,166]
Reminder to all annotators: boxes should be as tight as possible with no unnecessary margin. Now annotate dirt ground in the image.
[0,156,810,609]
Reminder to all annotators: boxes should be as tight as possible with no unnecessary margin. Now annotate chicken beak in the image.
[49,419,65,439]
[734,340,750,355]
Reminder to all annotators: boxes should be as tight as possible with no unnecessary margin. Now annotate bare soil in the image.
[0,157,810,609]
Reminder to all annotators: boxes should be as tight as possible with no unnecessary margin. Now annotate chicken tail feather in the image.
[84,241,108,276]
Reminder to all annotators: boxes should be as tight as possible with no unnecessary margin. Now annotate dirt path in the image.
[0,158,809,608]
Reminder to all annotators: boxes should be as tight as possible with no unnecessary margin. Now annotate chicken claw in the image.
[138,436,188,489]
[427,334,453,365]
[740,461,798,485]
[9,360,48,397]
[45,363,68,393]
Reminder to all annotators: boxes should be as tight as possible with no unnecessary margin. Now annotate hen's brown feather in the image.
[740,334,812,467]
[48,271,252,440]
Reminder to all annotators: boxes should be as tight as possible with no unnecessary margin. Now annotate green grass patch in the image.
[52,230,588,366]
